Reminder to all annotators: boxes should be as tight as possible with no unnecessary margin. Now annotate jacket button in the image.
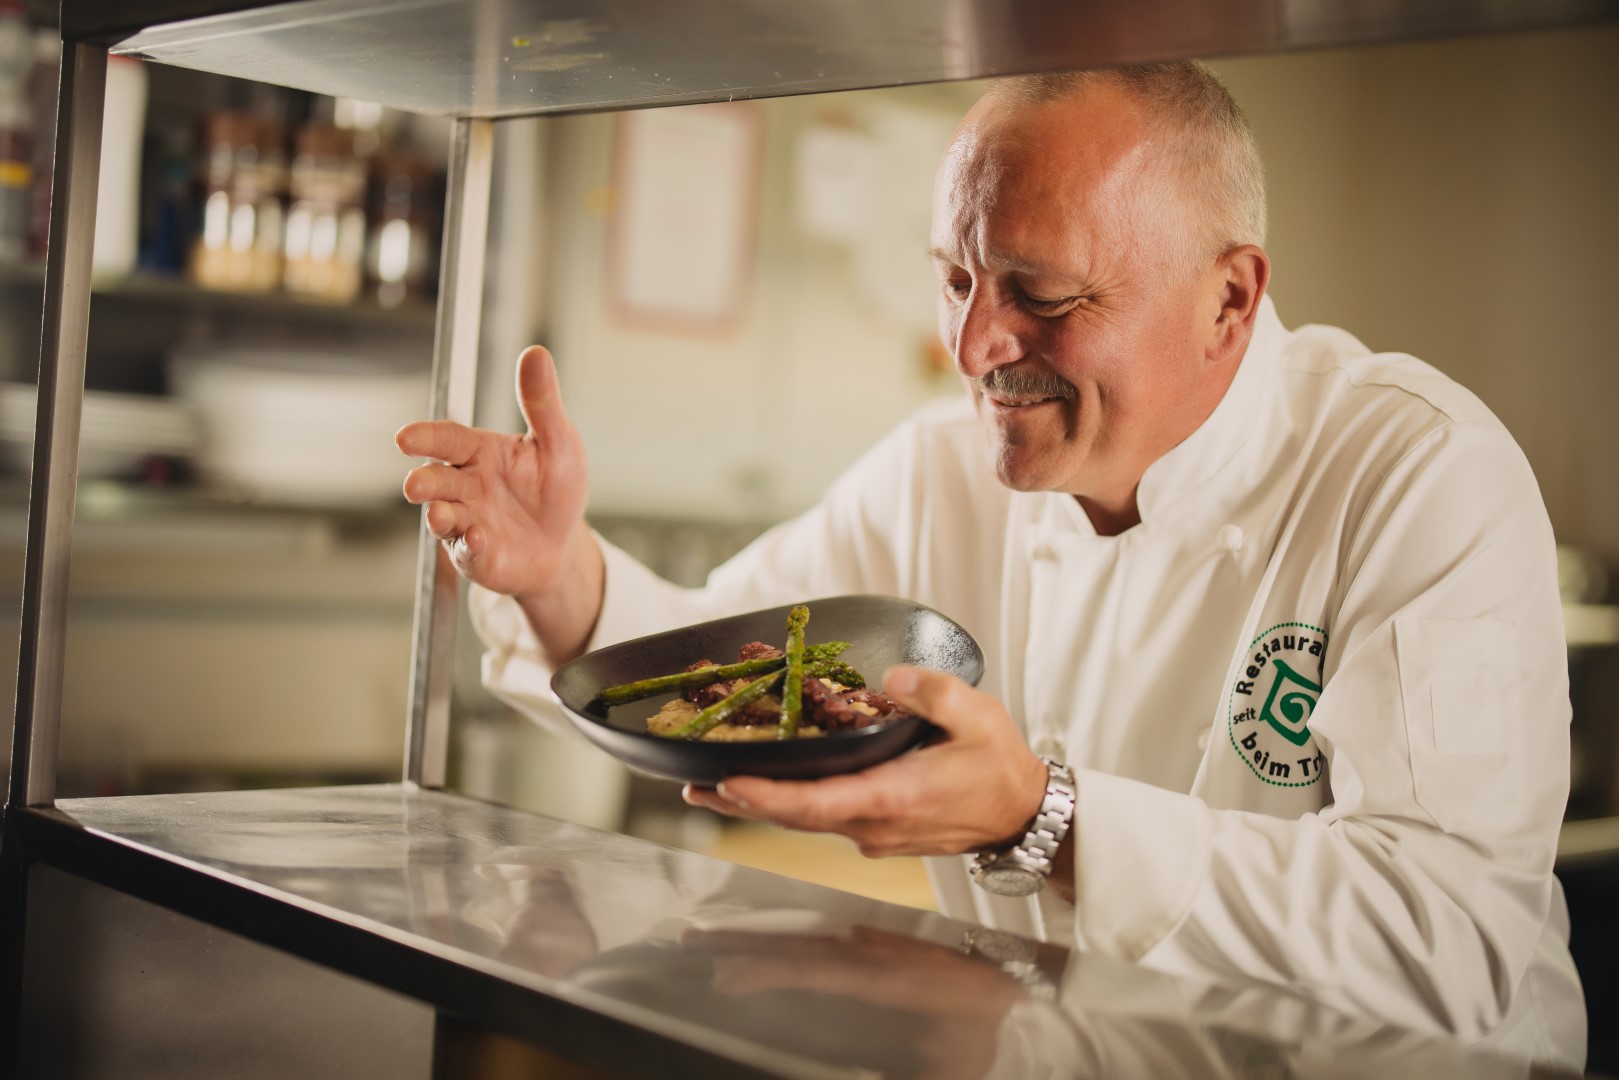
[1217,524,1244,552]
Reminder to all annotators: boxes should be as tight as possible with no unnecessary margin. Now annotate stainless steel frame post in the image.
[404,117,493,789]
[6,42,107,811]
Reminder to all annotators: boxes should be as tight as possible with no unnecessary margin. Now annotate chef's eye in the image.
[1019,290,1075,315]
[941,277,971,301]
[1016,286,1081,317]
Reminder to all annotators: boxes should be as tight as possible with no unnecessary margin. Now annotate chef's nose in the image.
[953,290,1021,379]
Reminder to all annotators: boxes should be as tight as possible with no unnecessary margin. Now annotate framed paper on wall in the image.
[606,102,764,336]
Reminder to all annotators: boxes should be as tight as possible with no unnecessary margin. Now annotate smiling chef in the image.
[397,62,1584,1068]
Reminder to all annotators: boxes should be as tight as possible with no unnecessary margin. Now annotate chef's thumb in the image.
[880,665,976,732]
[515,345,568,443]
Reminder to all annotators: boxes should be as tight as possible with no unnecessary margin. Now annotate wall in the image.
[1212,24,1619,566]
[538,86,974,522]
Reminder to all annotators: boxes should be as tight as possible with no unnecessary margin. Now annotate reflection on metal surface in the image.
[104,0,1617,119]
[42,786,1550,1079]
[20,866,433,1080]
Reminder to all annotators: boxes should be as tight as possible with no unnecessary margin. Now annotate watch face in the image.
[980,865,1042,897]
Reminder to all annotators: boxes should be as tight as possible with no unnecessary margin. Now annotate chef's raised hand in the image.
[396,346,604,662]
[684,666,1050,859]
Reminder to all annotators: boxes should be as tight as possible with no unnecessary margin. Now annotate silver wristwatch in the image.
[970,758,1077,897]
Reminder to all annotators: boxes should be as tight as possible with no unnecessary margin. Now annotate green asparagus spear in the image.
[806,660,866,690]
[778,606,810,740]
[672,670,784,739]
[663,659,863,741]
[599,640,850,706]
[802,659,847,681]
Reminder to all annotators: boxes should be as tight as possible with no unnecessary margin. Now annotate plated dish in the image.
[550,596,984,784]
[599,604,913,743]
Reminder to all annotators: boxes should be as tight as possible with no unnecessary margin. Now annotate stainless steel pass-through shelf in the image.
[96,0,1619,119]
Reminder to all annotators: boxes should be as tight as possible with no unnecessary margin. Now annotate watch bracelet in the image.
[972,758,1077,879]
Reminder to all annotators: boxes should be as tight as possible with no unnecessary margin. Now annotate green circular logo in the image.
[1226,622,1328,788]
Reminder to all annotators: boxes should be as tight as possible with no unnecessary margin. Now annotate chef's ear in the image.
[1209,244,1269,361]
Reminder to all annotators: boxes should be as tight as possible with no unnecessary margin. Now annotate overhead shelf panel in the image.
[95,0,1619,119]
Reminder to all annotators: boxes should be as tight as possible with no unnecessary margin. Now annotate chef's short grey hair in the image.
[994,61,1267,270]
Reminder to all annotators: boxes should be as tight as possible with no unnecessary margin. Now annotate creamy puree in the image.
[645,697,826,741]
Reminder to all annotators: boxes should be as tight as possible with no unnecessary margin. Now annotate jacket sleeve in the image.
[470,414,930,729]
[1053,420,1579,1057]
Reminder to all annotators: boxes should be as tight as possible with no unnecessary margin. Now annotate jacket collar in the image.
[1040,293,1285,537]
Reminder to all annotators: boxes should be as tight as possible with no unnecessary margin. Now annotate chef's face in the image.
[932,84,1231,519]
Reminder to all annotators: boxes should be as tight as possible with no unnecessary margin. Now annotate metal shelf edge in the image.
[4,797,798,1080]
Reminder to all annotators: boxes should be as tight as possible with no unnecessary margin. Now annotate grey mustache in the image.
[975,365,1076,402]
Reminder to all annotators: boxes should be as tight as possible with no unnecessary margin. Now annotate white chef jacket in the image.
[471,295,1584,1069]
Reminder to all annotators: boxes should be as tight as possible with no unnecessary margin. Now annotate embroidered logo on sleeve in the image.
[1226,622,1327,787]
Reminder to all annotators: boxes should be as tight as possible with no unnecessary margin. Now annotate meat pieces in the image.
[800,677,910,731]
[680,658,779,725]
[738,641,783,661]
[678,645,906,731]
[681,661,732,709]
[840,688,914,722]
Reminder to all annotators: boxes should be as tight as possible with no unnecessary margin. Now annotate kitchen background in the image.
[0,12,1614,921]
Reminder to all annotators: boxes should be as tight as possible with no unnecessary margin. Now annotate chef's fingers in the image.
[880,666,981,734]
[515,346,570,449]
[396,418,483,465]
[712,772,883,834]
[425,500,472,540]
[681,784,756,820]
[403,461,471,504]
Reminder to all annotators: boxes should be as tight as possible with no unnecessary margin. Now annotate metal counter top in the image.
[7,784,1566,1078]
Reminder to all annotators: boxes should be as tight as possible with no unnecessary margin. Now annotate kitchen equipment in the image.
[170,346,427,505]
[551,595,983,784]
[0,380,199,478]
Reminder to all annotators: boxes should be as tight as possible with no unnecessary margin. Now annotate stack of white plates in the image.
[0,382,202,480]
[170,348,430,507]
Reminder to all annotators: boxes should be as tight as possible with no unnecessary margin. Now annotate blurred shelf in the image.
[0,257,437,334]
[0,479,417,556]
[0,476,415,518]
[1559,815,1619,865]
[1565,603,1619,649]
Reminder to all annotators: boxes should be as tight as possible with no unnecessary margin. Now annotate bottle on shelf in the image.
[92,55,148,279]
[139,125,195,276]
[25,23,56,259]
[189,110,285,293]
[283,123,366,303]
[0,0,32,262]
[365,147,437,309]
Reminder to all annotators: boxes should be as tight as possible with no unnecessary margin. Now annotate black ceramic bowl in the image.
[550,595,984,785]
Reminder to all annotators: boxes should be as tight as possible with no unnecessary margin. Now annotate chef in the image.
[396,62,1584,1068]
